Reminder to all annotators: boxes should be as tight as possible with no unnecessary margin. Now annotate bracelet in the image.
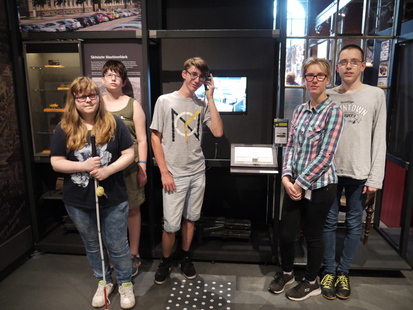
[138,161,147,164]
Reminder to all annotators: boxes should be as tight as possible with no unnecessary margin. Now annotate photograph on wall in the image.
[378,39,391,87]
[18,1,141,33]
[83,42,143,104]
[379,61,388,77]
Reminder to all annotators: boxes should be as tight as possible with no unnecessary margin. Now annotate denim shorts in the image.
[162,171,206,233]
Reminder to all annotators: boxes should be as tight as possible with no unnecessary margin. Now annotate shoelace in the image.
[336,275,349,290]
[96,282,111,305]
[321,274,335,288]
[120,283,134,298]
[274,272,290,284]
[293,280,309,291]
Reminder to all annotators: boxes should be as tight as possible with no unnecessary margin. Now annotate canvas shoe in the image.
[335,272,351,299]
[154,257,172,285]
[320,272,336,300]
[92,280,114,308]
[180,256,197,280]
[119,282,135,309]
[285,279,321,301]
[268,271,295,294]
[131,254,141,277]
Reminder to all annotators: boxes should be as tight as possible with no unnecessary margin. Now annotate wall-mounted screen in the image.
[195,77,247,113]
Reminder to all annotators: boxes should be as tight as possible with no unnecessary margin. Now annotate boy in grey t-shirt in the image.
[321,45,386,300]
[150,57,223,285]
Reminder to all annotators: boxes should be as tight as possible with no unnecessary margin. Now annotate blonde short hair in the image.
[301,57,331,78]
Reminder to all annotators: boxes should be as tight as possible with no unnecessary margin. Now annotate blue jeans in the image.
[323,177,367,274]
[65,201,132,284]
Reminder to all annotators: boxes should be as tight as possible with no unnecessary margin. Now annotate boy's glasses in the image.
[337,60,363,67]
[185,70,207,82]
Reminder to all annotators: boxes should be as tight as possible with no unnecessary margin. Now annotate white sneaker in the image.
[92,280,114,308]
[119,282,135,309]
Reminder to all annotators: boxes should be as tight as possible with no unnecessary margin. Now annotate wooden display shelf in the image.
[44,108,64,112]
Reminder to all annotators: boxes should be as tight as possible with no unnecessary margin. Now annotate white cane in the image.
[91,135,109,310]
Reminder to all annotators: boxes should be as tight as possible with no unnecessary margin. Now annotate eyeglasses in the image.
[105,73,122,80]
[337,60,363,67]
[185,70,207,82]
[75,94,98,102]
[304,74,328,82]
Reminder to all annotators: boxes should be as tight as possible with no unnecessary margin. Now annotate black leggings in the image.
[279,183,337,281]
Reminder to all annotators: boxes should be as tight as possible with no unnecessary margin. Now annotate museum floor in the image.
[1,228,412,310]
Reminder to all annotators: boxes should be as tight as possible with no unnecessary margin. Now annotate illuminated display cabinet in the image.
[23,41,83,162]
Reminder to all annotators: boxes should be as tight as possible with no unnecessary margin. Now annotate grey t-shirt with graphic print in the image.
[150,91,212,178]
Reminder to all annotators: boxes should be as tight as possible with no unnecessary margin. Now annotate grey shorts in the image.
[162,171,206,233]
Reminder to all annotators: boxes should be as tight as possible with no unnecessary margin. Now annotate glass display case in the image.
[23,41,82,162]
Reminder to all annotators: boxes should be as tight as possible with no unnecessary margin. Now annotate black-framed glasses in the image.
[185,70,207,82]
[75,94,98,102]
[337,60,363,67]
[304,74,328,82]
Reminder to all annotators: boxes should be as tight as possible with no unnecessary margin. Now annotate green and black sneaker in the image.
[320,272,336,300]
[335,272,351,299]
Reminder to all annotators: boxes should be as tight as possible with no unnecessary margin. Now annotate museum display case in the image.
[23,41,82,163]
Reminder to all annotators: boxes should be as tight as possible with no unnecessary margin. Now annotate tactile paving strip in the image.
[165,274,235,310]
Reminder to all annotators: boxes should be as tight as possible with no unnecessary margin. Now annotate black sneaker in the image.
[320,272,336,300]
[180,256,197,279]
[335,272,351,299]
[154,258,172,285]
[285,279,321,301]
[268,271,295,294]
[131,254,141,277]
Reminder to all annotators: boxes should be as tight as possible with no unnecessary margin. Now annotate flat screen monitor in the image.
[195,77,247,114]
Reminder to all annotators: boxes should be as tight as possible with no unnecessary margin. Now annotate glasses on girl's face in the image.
[185,70,207,82]
[105,73,122,80]
[304,74,328,82]
[75,94,98,102]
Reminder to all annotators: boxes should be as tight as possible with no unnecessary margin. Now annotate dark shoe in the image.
[286,279,321,301]
[268,271,295,294]
[320,272,336,300]
[131,255,141,277]
[180,256,197,279]
[335,272,351,299]
[154,258,171,285]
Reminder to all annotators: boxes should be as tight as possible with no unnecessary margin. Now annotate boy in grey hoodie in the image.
[321,44,386,300]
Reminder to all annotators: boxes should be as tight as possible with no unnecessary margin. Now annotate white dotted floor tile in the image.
[165,274,235,310]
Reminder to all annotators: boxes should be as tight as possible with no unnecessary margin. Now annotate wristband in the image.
[138,161,147,164]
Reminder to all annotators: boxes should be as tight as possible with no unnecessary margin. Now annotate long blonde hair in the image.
[61,77,116,152]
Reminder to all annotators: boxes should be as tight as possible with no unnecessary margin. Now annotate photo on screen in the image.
[195,77,247,113]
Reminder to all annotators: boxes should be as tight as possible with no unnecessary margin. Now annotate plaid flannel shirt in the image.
[282,96,345,190]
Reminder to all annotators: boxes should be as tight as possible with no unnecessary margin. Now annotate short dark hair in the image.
[338,44,364,61]
[102,60,127,81]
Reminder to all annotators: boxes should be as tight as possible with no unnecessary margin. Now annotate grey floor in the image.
[1,228,413,310]
[0,253,412,310]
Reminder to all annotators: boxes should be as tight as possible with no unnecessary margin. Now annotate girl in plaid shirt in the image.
[268,58,345,301]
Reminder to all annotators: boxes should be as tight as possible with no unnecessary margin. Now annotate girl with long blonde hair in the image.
[50,77,136,309]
